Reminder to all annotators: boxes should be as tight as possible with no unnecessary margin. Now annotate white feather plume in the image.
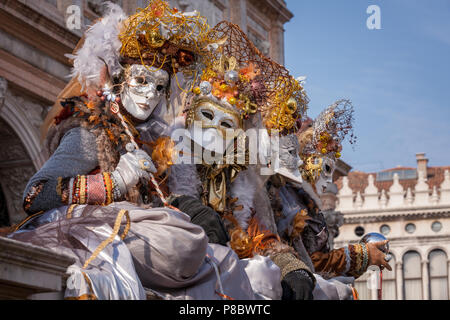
[66,2,126,89]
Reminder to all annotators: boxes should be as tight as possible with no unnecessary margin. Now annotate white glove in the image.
[112,149,157,195]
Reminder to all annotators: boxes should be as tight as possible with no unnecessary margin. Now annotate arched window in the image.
[382,254,396,300]
[403,251,422,300]
[429,250,448,300]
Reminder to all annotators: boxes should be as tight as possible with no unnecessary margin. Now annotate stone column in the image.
[269,19,284,64]
[447,260,450,300]
[228,0,247,32]
[422,259,429,300]
[396,261,403,300]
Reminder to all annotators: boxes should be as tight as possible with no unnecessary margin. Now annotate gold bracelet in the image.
[79,175,87,204]
[103,172,113,205]
[354,244,363,272]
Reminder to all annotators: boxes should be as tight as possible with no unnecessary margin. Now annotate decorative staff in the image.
[112,101,172,207]
[360,232,392,300]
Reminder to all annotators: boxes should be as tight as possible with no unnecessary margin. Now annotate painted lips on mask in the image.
[137,103,151,110]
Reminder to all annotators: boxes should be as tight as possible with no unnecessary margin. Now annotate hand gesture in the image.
[113,149,156,193]
[367,240,392,271]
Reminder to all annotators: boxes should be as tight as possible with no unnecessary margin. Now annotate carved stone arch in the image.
[426,246,448,259]
[0,116,36,226]
[400,247,423,260]
[0,81,47,225]
[1,89,47,170]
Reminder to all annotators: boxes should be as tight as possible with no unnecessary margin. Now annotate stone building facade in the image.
[334,153,450,300]
[0,0,293,228]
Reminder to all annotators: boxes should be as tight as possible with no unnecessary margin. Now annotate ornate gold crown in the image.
[119,0,214,73]
[187,21,304,126]
[264,78,309,134]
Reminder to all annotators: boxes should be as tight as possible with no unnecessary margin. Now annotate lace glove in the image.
[112,149,157,196]
[281,269,315,300]
[170,195,230,246]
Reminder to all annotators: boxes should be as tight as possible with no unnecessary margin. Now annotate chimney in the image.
[416,153,428,180]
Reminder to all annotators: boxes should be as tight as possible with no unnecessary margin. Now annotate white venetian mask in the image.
[261,132,303,184]
[273,134,303,184]
[121,64,169,121]
[315,156,335,195]
[188,97,243,155]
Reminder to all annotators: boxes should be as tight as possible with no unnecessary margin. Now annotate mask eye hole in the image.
[130,76,147,86]
[220,120,233,129]
[289,149,297,156]
[201,109,214,120]
[156,85,165,92]
[136,76,146,84]
[325,164,331,173]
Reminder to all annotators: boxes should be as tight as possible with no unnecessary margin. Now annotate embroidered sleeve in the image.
[310,248,348,276]
[347,243,369,278]
[310,243,369,278]
[22,127,100,215]
[23,181,46,213]
[57,172,123,206]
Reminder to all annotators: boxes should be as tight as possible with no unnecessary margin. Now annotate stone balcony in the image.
[0,236,75,300]
[337,170,450,213]
[0,236,168,300]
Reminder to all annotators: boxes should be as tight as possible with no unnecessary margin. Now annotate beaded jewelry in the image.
[58,172,115,206]
[103,172,113,205]
[361,243,369,272]
[79,175,87,204]
[344,245,352,274]
[348,244,357,272]
[110,173,123,201]
[22,181,45,213]
[354,244,363,272]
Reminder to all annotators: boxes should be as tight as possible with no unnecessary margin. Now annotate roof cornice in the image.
[343,209,450,224]
[249,0,294,24]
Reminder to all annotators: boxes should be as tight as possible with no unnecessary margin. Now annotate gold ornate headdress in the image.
[264,77,309,135]
[119,0,215,74]
[299,99,356,182]
[309,99,355,158]
[186,21,301,124]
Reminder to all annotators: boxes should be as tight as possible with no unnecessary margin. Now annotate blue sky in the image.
[284,0,450,173]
